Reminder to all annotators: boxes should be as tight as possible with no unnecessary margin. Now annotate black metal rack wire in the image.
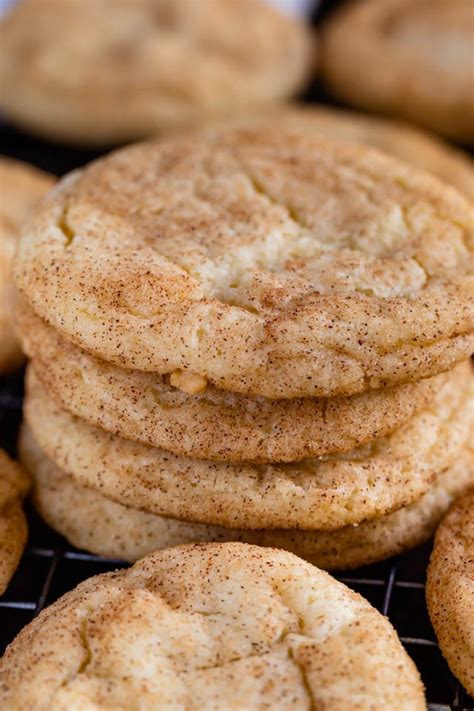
[1,2,473,706]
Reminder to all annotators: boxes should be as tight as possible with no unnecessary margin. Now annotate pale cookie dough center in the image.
[48,577,357,707]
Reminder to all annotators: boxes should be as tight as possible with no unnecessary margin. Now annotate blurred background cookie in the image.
[320,0,474,143]
[0,450,30,595]
[0,156,53,373]
[195,104,474,198]
[0,0,313,145]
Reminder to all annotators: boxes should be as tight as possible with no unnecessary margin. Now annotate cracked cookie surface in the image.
[23,363,473,531]
[0,0,311,145]
[0,542,426,710]
[0,157,53,373]
[13,130,474,397]
[0,450,30,595]
[19,304,448,463]
[23,428,474,571]
[321,0,474,143]
[427,488,474,696]
[197,104,474,199]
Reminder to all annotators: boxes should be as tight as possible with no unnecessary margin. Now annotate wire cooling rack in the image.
[0,3,473,706]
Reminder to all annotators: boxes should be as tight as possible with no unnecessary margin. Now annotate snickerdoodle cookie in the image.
[19,304,448,463]
[22,427,473,571]
[23,364,473,531]
[320,0,474,143]
[0,543,426,709]
[0,157,53,373]
[13,130,474,398]
[0,450,30,595]
[0,0,311,145]
[427,488,474,695]
[197,104,474,198]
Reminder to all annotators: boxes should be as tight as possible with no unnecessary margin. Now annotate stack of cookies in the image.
[13,127,474,569]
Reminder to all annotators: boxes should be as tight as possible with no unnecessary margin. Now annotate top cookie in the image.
[0,542,425,709]
[14,129,474,398]
[0,156,54,373]
[321,0,474,143]
[0,0,312,145]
